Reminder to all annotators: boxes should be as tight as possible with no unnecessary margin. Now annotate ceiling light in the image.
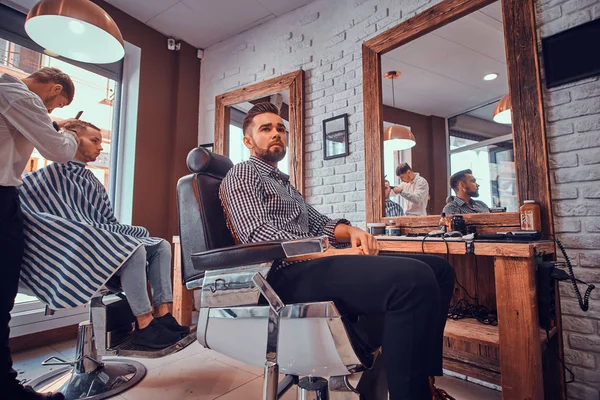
[483,73,498,81]
[25,0,125,64]
[493,94,512,124]
[383,70,416,150]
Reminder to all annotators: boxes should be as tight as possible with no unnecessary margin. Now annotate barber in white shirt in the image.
[0,67,79,400]
[392,162,430,216]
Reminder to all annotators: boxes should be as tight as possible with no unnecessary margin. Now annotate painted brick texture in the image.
[199,0,599,396]
[537,0,600,397]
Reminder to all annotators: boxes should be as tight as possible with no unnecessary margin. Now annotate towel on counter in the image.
[19,161,161,309]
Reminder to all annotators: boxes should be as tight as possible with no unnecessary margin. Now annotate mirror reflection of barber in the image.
[442,169,491,215]
[392,163,429,216]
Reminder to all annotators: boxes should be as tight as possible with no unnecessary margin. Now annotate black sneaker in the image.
[14,385,65,400]
[156,312,191,337]
[131,319,181,349]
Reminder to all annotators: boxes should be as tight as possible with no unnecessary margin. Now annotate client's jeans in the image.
[117,239,173,316]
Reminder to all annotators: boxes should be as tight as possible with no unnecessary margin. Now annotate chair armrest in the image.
[191,237,328,271]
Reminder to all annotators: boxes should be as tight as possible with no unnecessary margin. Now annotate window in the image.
[449,133,517,211]
[1,38,122,309]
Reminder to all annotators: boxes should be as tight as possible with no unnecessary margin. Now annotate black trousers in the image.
[267,253,455,400]
[0,186,24,394]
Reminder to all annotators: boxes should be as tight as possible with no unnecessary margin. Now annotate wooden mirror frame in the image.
[362,0,554,234]
[214,70,305,193]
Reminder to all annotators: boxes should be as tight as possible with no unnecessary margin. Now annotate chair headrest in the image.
[186,147,233,178]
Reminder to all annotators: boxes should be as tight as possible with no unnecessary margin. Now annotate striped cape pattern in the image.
[19,161,160,309]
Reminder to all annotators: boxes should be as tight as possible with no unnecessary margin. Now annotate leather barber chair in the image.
[177,147,379,399]
[22,274,196,399]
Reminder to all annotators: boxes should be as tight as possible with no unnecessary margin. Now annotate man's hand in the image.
[55,118,80,129]
[392,185,403,194]
[64,128,81,145]
[334,224,379,255]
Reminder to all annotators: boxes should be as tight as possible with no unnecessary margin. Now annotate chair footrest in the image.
[107,326,197,358]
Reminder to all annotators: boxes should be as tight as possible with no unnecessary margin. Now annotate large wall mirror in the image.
[363,0,553,233]
[214,70,304,193]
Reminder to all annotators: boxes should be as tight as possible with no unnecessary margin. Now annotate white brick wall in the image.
[198,0,441,227]
[537,0,600,399]
[198,1,599,395]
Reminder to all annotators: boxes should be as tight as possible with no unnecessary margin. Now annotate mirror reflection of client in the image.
[384,179,404,217]
[442,169,490,215]
[19,121,190,350]
[392,163,429,216]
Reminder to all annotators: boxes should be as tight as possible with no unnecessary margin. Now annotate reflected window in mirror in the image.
[227,93,290,175]
[447,101,517,213]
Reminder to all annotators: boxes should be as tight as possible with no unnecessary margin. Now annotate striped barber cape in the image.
[19,160,161,309]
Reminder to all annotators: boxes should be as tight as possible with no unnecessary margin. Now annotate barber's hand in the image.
[64,128,80,145]
[56,118,80,129]
[392,186,403,194]
[347,226,379,255]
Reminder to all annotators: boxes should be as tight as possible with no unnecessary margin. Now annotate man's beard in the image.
[257,144,286,163]
[43,94,57,111]
[469,190,480,198]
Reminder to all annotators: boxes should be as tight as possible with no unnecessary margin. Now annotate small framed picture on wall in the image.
[322,114,349,160]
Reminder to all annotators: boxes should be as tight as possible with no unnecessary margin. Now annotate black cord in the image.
[555,238,595,311]
[546,330,575,384]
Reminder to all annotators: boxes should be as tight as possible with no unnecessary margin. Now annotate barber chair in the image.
[176,147,380,399]
[22,271,196,399]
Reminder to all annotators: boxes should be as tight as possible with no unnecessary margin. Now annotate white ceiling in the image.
[105,0,316,49]
[2,0,316,49]
[382,1,508,121]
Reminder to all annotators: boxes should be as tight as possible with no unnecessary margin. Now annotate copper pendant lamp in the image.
[25,0,125,64]
[383,71,416,150]
[493,93,512,124]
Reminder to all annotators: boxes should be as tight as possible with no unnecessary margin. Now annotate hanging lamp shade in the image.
[383,70,416,151]
[25,0,125,64]
[384,125,416,151]
[493,93,512,124]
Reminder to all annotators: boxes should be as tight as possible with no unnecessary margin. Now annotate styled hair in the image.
[396,163,412,176]
[242,102,280,136]
[27,67,75,104]
[64,120,101,134]
[449,169,472,190]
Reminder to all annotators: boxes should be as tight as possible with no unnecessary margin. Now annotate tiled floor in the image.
[13,339,502,399]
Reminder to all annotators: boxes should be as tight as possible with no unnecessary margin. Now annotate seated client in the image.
[219,103,456,400]
[19,120,189,349]
[384,179,404,217]
[442,169,490,215]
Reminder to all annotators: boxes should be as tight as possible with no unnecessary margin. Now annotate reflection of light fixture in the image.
[483,73,498,81]
[383,70,416,150]
[25,0,125,64]
[493,94,512,124]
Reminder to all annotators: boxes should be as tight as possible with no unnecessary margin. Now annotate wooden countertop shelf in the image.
[377,238,555,258]
[445,319,556,349]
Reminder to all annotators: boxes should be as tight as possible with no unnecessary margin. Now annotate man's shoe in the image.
[131,318,181,349]
[430,377,455,400]
[156,312,191,336]
[14,385,65,400]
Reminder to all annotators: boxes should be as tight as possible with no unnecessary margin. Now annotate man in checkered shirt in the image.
[220,103,455,400]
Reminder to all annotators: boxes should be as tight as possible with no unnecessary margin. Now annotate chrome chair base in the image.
[27,359,146,400]
[297,377,329,400]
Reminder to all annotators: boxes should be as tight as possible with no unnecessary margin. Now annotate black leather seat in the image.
[176,147,287,284]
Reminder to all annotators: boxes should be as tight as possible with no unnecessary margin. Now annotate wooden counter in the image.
[379,238,564,400]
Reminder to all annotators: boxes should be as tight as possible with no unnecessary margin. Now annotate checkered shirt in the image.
[442,196,490,215]
[219,156,350,248]
[385,199,404,217]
